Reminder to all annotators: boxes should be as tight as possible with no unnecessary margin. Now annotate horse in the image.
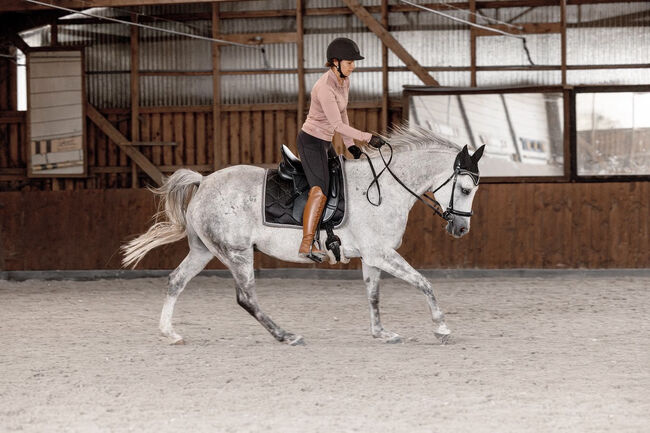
[122,126,485,346]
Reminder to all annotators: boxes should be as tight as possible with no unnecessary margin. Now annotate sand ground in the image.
[1,274,648,432]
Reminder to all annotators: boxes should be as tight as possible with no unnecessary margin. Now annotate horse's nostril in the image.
[459,227,466,233]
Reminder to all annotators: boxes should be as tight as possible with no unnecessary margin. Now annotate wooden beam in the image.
[473,22,562,37]
[86,103,164,186]
[341,0,439,87]
[0,0,246,12]
[215,32,297,46]
[211,3,221,172]
[296,0,305,128]
[130,10,140,188]
[381,0,388,133]
[470,0,477,87]
[560,0,567,86]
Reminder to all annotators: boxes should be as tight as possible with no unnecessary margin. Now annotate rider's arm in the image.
[317,87,372,147]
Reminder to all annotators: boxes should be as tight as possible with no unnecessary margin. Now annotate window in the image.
[404,87,567,180]
[575,90,650,176]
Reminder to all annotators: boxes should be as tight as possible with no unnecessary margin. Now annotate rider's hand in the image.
[348,145,362,159]
[368,135,387,149]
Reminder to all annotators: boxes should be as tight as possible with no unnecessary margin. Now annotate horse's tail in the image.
[121,169,203,269]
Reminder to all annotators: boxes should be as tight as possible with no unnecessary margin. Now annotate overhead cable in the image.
[399,0,535,66]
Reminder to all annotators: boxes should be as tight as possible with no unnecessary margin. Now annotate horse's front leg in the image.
[361,262,403,343]
[363,249,451,344]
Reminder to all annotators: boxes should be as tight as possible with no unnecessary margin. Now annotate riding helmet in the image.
[327,37,364,62]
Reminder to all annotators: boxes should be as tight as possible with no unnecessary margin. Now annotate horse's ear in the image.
[471,145,485,163]
[461,145,469,155]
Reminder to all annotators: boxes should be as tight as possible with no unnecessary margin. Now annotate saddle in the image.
[263,145,346,260]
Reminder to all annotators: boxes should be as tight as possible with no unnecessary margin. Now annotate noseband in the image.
[361,143,479,222]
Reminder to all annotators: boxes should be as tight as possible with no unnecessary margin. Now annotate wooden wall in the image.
[1,182,648,271]
[0,105,393,191]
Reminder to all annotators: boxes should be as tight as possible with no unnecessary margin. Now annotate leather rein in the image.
[360,143,479,222]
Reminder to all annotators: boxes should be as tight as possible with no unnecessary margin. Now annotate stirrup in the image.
[304,240,326,263]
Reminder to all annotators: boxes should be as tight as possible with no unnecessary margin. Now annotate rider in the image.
[297,37,387,262]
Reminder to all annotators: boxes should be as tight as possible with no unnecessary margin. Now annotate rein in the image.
[360,143,479,222]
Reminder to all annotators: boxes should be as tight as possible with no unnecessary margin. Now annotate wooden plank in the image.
[118,113,130,188]
[86,104,163,186]
[130,11,140,188]
[381,0,389,133]
[341,0,439,86]
[274,110,286,163]
[228,112,240,165]
[470,0,477,87]
[162,113,174,166]
[473,22,562,37]
[151,113,162,165]
[220,112,229,168]
[286,111,297,153]
[263,111,274,164]
[560,0,567,85]
[296,0,305,127]
[185,112,195,165]
[196,112,206,165]
[252,111,263,164]
[240,111,251,163]
[173,113,184,166]
[211,2,221,171]
[215,33,297,45]
[9,123,19,167]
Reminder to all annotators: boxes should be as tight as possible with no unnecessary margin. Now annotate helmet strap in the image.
[335,61,346,79]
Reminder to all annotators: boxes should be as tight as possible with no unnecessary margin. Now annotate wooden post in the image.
[51,19,58,46]
[381,0,388,133]
[296,0,305,128]
[341,0,439,86]
[212,2,221,171]
[130,11,140,187]
[556,0,560,85]
[470,0,477,87]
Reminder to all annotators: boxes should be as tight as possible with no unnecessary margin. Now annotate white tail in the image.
[121,169,203,268]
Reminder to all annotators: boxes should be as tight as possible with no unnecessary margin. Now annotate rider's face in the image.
[335,60,356,77]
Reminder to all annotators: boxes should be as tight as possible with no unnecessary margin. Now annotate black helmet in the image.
[326,37,364,62]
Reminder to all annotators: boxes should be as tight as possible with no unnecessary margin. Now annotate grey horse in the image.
[122,126,485,346]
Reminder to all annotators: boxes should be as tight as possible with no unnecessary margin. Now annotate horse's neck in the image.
[378,149,455,199]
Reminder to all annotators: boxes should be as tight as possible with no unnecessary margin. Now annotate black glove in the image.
[369,135,387,149]
[348,145,362,159]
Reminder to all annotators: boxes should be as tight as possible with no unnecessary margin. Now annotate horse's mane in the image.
[378,123,462,155]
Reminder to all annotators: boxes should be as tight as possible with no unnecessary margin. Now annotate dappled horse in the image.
[122,126,485,345]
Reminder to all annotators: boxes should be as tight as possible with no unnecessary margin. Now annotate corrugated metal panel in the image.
[388,30,470,67]
[567,27,650,66]
[87,74,130,108]
[221,43,296,70]
[140,76,212,106]
[477,34,561,66]
[139,21,212,71]
[477,70,562,87]
[221,17,296,34]
[567,69,650,86]
[219,0,297,12]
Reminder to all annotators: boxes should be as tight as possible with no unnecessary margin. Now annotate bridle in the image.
[361,142,479,222]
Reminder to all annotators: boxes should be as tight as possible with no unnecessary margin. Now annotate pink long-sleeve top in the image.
[301,69,372,148]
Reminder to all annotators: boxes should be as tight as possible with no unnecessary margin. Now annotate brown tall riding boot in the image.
[298,186,328,262]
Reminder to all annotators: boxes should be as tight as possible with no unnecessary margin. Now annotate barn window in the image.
[575,89,650,176]
[404,87,566,181]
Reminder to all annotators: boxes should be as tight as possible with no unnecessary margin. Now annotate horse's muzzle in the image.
[446,216,470,238]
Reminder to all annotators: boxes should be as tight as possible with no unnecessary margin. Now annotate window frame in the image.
[570,84,650,183]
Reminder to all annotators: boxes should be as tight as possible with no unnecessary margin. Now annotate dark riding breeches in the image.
[296,130,338,193]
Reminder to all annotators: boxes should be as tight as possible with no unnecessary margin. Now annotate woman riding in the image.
[297,37,386,262]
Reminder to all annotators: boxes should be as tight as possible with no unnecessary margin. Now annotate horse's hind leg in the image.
[362,262,402,344]
[160,240,213,345]
[218,246,304,346]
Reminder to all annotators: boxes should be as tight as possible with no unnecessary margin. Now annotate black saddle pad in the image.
[263,165,346,228]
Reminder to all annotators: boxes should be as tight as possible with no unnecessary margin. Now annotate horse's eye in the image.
[461,188,471,195]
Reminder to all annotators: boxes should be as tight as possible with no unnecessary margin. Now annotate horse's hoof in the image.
[171,338,186,345]
[386,335,403,344]
[287,335,305,346]
[435,333,451,345]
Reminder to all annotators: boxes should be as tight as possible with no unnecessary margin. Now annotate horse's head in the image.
[434,145,485,238]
